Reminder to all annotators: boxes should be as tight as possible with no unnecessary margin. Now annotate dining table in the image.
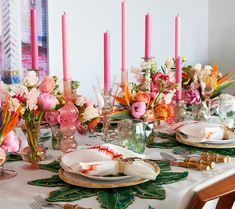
[0,128,235,209]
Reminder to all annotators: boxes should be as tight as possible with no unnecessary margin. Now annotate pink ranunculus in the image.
[38,93,58,111]
[40,76,55,93]
[131,102,146,119]
[45,111,60,126]
[184,86,201,105]
[1,131,20,153]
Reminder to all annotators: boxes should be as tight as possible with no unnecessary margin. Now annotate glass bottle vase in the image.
[21,121,46,169]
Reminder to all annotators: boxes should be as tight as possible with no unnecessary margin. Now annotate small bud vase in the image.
[21,121,46,169]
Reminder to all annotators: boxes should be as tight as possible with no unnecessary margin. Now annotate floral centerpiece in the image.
[44,76,100,144]
[182,63,235,119]
[113,59,175,124]
[5,71,58,168]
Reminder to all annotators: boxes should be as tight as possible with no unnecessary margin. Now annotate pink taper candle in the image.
[176,56,182,102]
[145,13,151,60]
[104,31,111,91]
[175,15,180,61]
[122,0,127,71]
[62,14,70,81]
[31,8,39,69]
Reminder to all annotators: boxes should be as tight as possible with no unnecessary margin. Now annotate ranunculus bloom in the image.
[131,102,146,119]
[38,93,58,111]
[143,109,155,123]
[40,76,55,93]
[135,91,151,104]
[45,111,60,126]
[23,71,39,87]
[184,86,201,105]
[1,131,20,153]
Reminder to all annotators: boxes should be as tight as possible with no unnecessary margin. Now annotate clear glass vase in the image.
[21,121,46,169]
[118,119,146,154]
[51,125,63,150]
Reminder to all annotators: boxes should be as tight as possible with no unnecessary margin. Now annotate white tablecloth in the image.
[0,132,235,209]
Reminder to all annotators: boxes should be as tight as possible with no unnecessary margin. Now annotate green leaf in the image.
[48,185,97,202]
[155,171,188,185]
[211,79,235,99]
[147,140,179,149]
[134,182,165,200]
[39,161,61,173]
[28,175,67,187]
[109,111,132,120]
[148,205,155,209]
[7,153,22,162]
[98,187,134,209]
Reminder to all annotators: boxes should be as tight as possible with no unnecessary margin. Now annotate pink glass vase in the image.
[59,79,78,153]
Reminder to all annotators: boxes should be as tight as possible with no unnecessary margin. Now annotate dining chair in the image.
[187,174,235,209]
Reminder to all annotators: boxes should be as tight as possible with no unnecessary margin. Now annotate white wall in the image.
[208,0,235,94]
[48,0,209,98]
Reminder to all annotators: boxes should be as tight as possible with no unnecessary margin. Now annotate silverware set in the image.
[30,194,91,209]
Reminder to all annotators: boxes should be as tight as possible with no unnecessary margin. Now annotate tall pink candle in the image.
[31,8,39,69]
[104,31,111,91]
[62,14,70,81]
[145,13,151,60]
[176,56,182,102]
[175,15,180,61]
[121,0,127,71]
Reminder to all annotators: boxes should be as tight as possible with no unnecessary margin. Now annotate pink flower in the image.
[131,102,146,119]
[151,73,174,94]
[85,99,93,107]
[45,111,60,126]
[184,86,201,105]
[40,76,55,93]
[1,131,19,153]
[38,93,58,111]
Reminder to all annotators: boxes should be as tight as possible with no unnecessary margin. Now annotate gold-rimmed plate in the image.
[59,168,152,188]
[176,133,235,149]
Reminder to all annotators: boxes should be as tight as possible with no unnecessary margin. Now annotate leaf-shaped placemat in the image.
[134,182,165,200]
[98,187,134,209]
[47,185,97,202]
[155,171,188,185]
[39,161,61,173]
[7,153,23,162]
[28,175,67,187]
[153,160,171,171]
[147,141,179,149]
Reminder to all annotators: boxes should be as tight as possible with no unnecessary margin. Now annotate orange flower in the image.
[135,91,150,104]
[88,117,101,130]
[154,103,174,122]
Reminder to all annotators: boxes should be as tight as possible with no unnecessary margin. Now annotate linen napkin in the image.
[178,122,224,142]
[61,144,159,180]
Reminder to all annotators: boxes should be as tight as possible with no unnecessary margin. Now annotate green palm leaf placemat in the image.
[28,161,188,209]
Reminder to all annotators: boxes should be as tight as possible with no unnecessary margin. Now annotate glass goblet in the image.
[0,148,17,180]
[199,74,216,121]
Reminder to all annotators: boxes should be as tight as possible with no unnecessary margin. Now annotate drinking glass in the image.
[199,74,216,121]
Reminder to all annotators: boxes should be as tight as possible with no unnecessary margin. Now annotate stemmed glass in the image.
[199,74,216,121]
[93,77,119,143]
[0,148,17,180]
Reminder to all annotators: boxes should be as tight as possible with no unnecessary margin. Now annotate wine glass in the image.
[0,148,17,180]
[199,74,216,121]
[93,77,119,143]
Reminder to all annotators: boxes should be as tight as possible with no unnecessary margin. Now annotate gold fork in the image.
[33,195,91,209]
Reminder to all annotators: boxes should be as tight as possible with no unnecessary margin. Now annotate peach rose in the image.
[135,91,150,104]
[40,76,55,93]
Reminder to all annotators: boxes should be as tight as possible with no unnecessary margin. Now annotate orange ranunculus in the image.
[135,91,150,104]
[154,103,174,122]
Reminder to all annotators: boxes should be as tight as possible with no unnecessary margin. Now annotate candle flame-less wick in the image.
[177,13,180,16]
[64,11,67,15]
[31,0,36,8]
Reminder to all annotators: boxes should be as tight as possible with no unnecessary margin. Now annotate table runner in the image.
[28,161,188,209]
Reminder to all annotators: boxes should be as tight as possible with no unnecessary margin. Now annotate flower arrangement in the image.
[44,77,100,134]
[182,63,235,104]
[0,96,21,154]
[113,59,175,124]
